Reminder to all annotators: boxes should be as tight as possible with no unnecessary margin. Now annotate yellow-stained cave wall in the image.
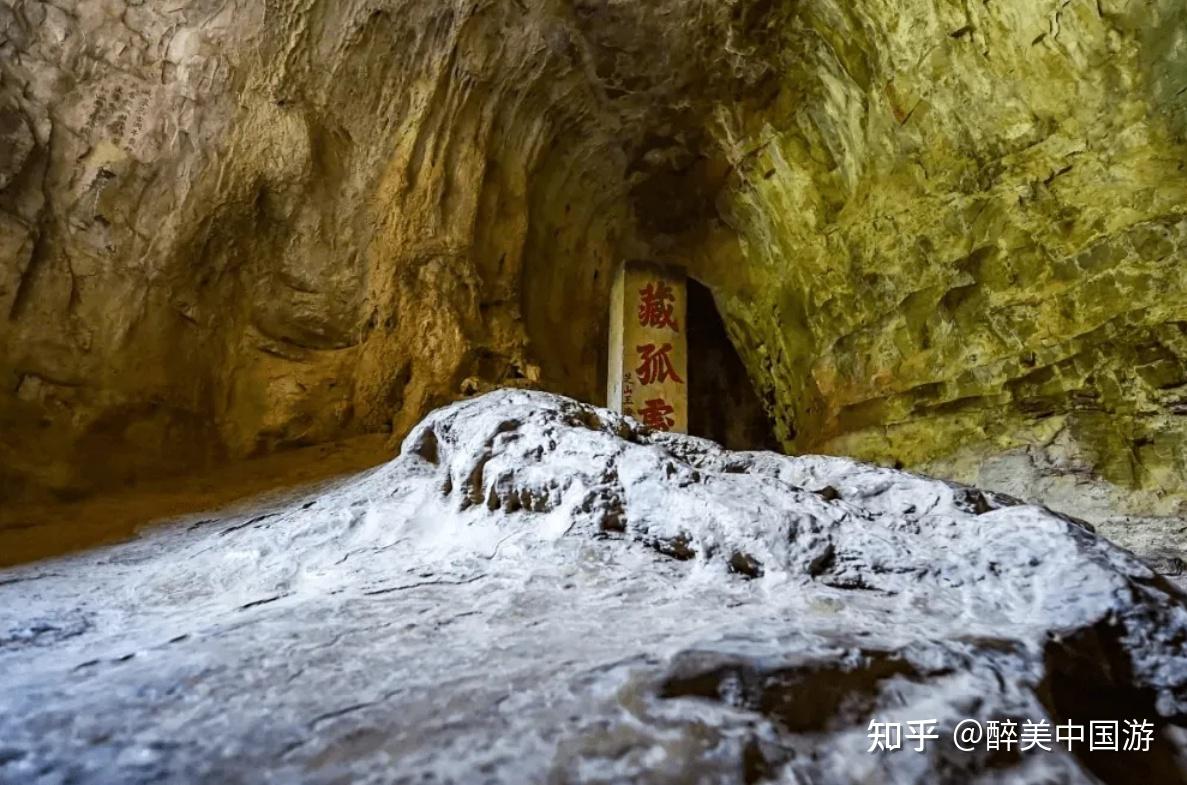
[3,0,1187,566]
[686,0,1187,558]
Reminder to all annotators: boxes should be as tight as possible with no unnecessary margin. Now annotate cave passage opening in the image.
[684,277,779,452]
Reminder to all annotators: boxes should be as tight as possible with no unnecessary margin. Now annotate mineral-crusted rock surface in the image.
[1,391,1185,784]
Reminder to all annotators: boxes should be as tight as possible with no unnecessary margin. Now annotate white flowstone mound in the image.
[1,390,1185,785]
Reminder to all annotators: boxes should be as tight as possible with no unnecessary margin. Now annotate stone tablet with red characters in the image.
[607,261,688,433]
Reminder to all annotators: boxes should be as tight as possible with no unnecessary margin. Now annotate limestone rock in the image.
[0,106,33,192]
[690,0,1187,564]
[0,391,1184,784]
[2,0,1187,569]
[0,0,679,498]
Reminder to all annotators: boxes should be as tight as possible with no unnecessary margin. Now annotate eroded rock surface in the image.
[1,391,1185,784]
[0,0,766,500]
[3,0,1187,571]
[685,0,1187,558]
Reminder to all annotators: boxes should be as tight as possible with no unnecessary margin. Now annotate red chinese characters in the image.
[625,271,685,433]
[637,281,678,330]
[635,343,683,386]
[638,398,676,430]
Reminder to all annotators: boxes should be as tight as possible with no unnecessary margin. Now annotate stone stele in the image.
[608,260,688,433]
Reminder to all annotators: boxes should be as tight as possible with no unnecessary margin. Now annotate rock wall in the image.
[0,0,637,498]
[0,0,787,500]
[3,0,1187,560]
[685,0,1187,559]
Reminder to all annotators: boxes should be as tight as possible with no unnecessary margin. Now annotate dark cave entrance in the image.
[684,278,779,452]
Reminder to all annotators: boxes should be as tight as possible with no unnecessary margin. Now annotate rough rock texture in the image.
[0,0,702,497]
[3,0,1187,567]
[1,391,1185,784]
[687,0,1187,568]
[0,0,786,502]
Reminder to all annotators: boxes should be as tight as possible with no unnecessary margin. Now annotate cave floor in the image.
[0,434,395,569]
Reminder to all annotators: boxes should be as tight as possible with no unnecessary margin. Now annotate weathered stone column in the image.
[607,261,688,433]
